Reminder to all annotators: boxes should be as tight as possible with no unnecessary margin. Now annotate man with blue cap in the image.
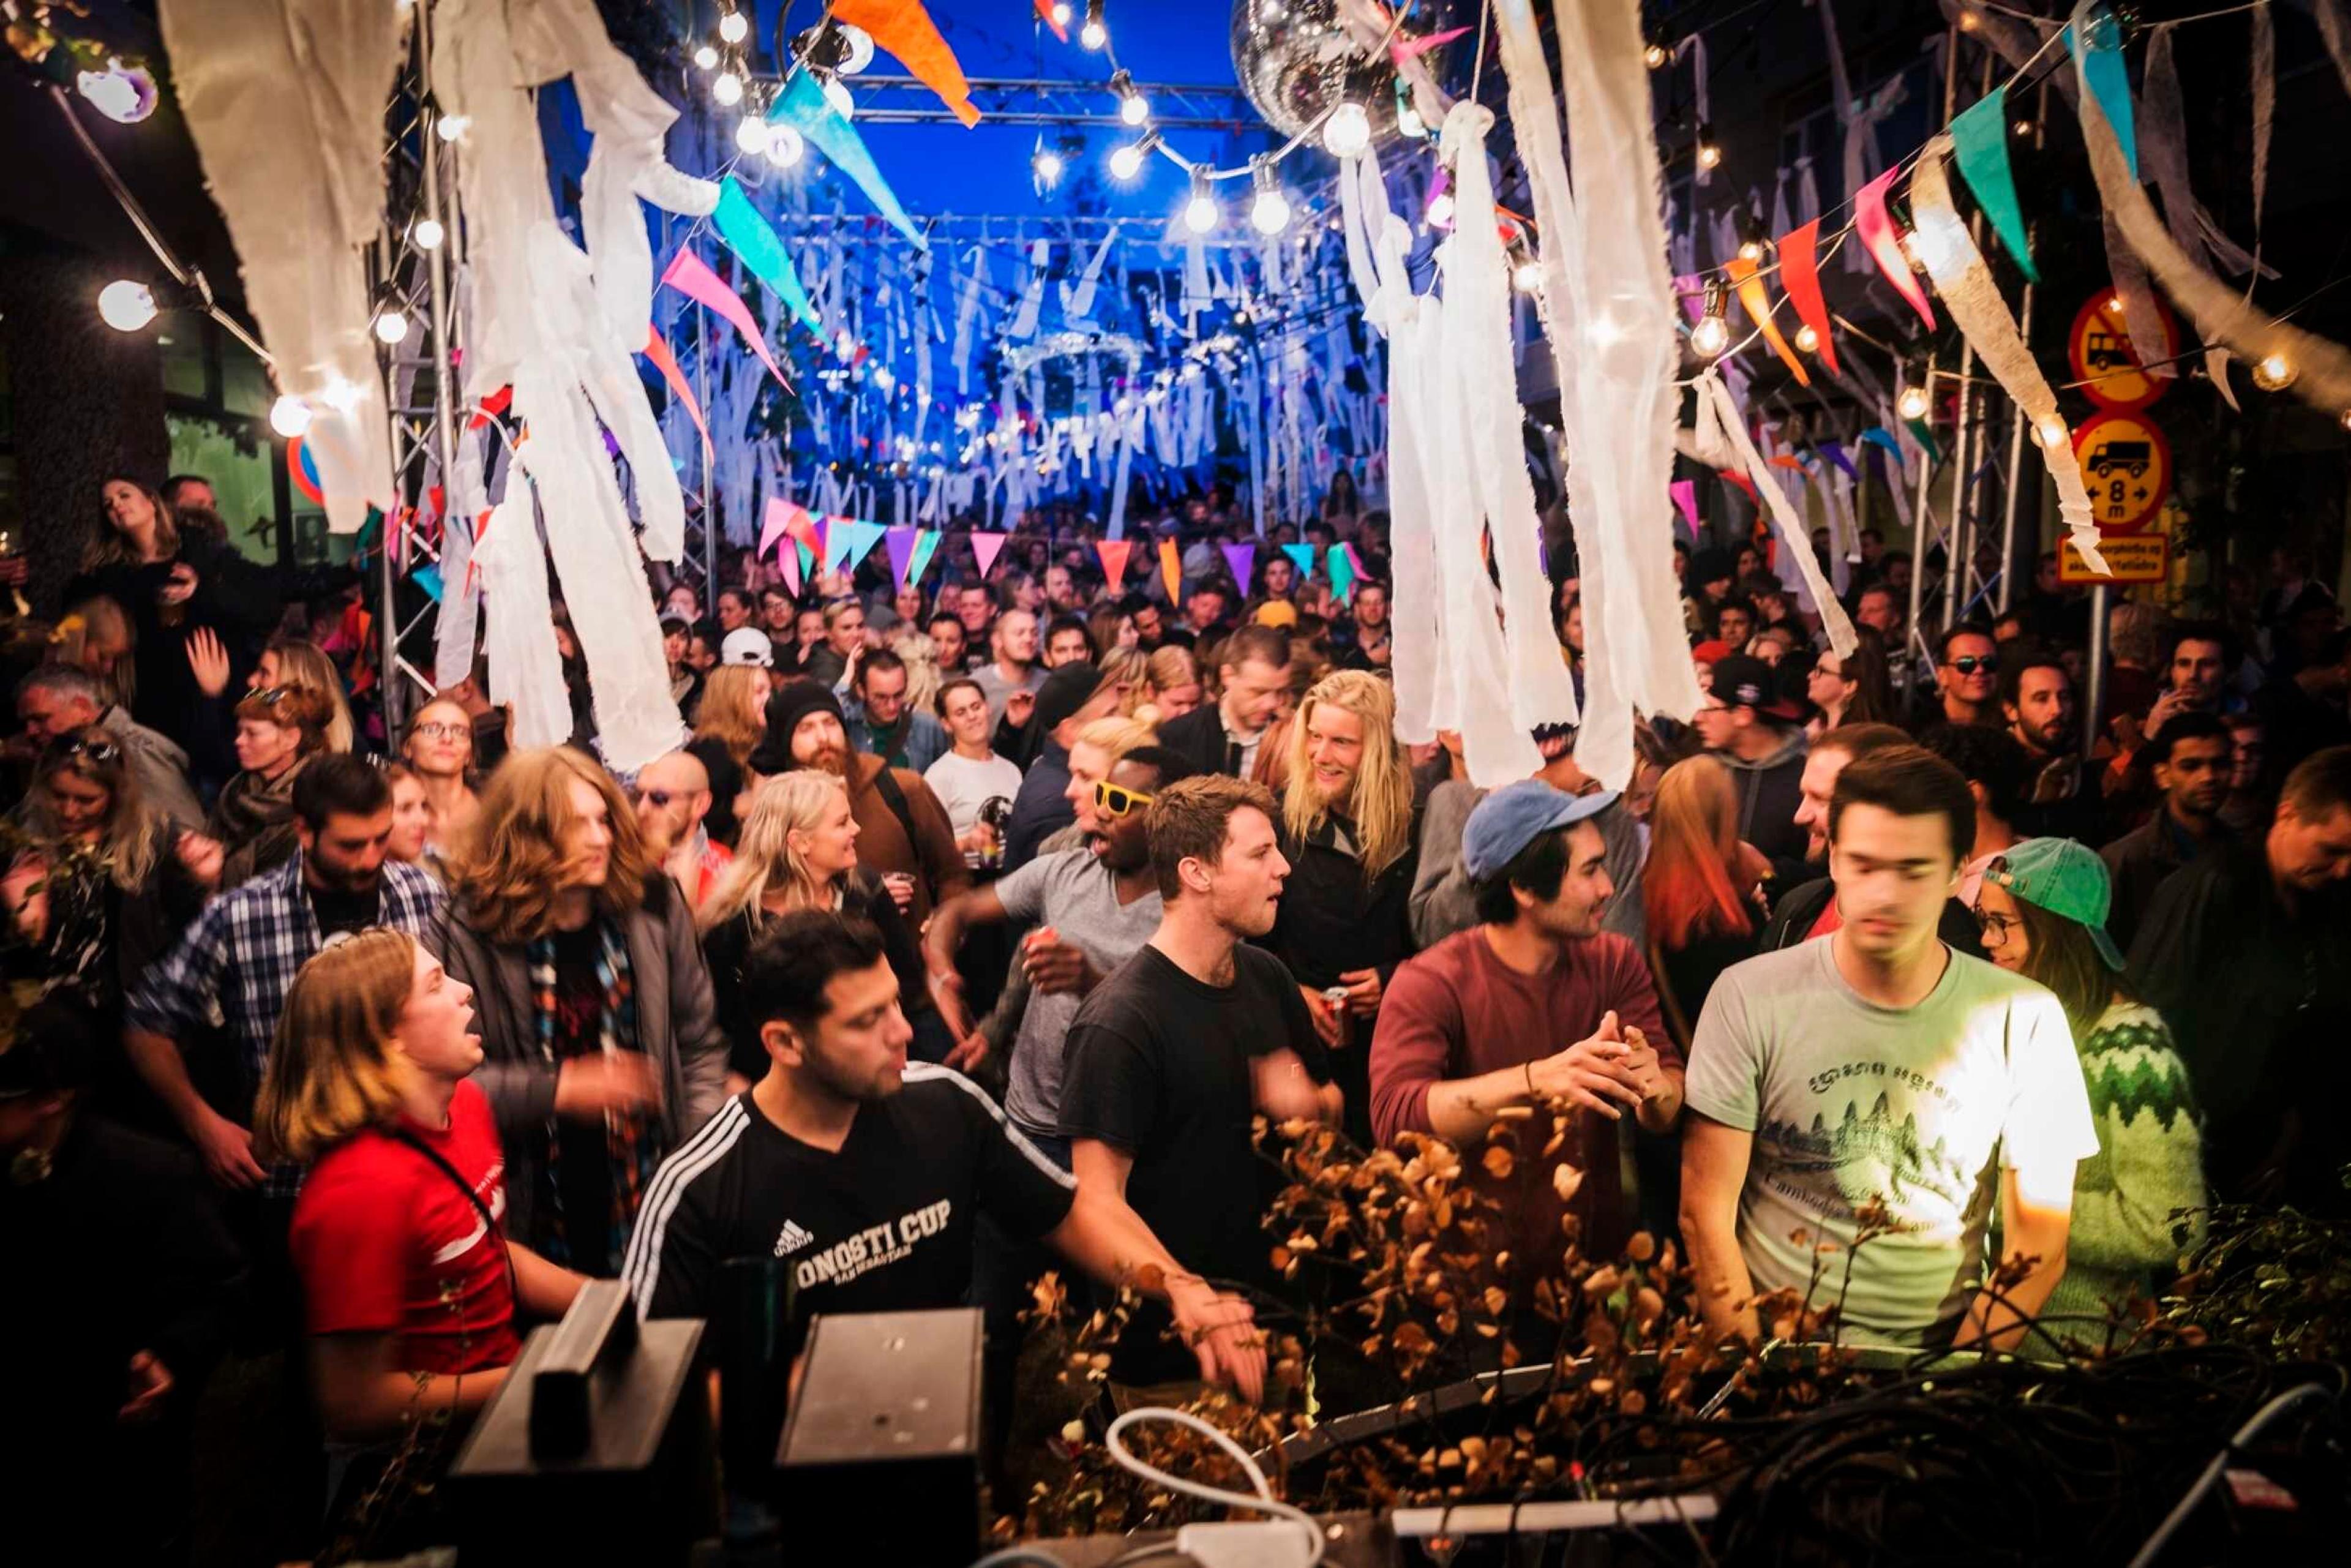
[1370,779,1681,1266]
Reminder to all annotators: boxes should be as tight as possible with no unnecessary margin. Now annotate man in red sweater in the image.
[1370,781,1682,1264]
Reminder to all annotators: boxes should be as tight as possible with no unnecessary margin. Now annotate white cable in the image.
[1104,1407,1327,1566]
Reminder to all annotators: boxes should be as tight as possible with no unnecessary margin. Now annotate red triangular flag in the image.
[1097,538,1133,595]
[642,326,713,461]
[1776,219,1841,377]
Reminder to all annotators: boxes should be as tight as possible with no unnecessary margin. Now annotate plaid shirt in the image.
[126,850,445,1087]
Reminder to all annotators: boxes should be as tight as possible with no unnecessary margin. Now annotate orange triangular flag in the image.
[834,1,981,127]
[1726,255,1809,387]
[1159,538,1182,604]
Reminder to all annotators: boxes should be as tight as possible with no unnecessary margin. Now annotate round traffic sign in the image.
[2070,411,2172,535]
[2068,293,2175,410]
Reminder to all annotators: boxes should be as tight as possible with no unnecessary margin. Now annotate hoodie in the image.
[1714,731,1810,886]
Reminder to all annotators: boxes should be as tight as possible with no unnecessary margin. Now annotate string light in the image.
[735,115,770,156]
[97,280,157,332]
[410,217,445,250]
[1112,70,1149,126]
[1183,165,1218,235]
[1897,381,1932,421]
[1051,1,1073,23]
[2033,415,2069,448]
[435,113,470,142]
[1033,144,1065,187]
[2340,408,2351,433]
[1738,216,1766,263]
[835,23,876,75]
[1081,0,1108,51]
[1248,157,1292,235]
[1695,125,1722,170]
[1425,188,1455,230]
[269,395,312,438]
[2012,118,2034,137]
[1395,99,1426,140]
[1644,37,1671,70]
[1109,131,1158,181]
[712,70,744,107]
[2251,352,2298,391]
[1793,323,1820,354]
[373,306,409,345]
[1323,100,1371,157]
[718,9,748,44]
[76,58,157,124]
[1690,280,1730,357]
[1512,258,1543,293]
[694,44,719,70]
[765,121,805,167]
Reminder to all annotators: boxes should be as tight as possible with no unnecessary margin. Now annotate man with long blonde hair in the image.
[429,748,729,1274]
[1267,670,1421,1144]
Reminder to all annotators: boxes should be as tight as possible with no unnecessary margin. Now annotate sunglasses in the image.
[1093,779,1155,819]
[637,789,681,809]
[54,733,122,765]
[1949,655,2001,675]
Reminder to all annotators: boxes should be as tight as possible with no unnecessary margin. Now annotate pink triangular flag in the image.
[1670,479,1700,532]
[1221,542,1255,592]
[885,525,918,586]
[778,536,803,596]
[970,530,1008,578]
[760,497,799,562]
[660,247,788,388]
[1097,539,1132,595]
[1853,167,1937,331]
[1392,24,1469,62]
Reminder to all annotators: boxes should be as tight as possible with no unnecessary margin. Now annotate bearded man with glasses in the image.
[1918,625,2003,730]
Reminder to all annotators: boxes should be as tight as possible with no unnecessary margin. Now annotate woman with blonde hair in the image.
[1140,644,1202,722]
[1265,670,1420,1144]
[249,637,359,755]
[435,748,730,1273]
[260,929,583,1470]
[1637,754,1769,1236]
[699,770,941,1083]
[688,662,771,847]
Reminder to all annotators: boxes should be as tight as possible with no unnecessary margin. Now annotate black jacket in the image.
[1158,701,1243,778]
[1758,876,1987,960]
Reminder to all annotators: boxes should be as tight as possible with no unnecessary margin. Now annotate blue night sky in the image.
[737,0,1281,224]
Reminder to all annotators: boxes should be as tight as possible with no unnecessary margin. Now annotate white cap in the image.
[720,628,774,667]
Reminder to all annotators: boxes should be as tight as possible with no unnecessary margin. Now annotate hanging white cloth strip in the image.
[2251,4,2274,241]
[2140,26,2262,279]
[1496,0,1700,787]
[1908,140,2106,572]
[156,0,403,533]
[1706,374,1858,658]
[470,487,574,751]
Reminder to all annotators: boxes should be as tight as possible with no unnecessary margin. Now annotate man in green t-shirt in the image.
[1680,746,2097,1351]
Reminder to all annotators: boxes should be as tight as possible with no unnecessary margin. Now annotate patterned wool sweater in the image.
[2043,999,2209,1324]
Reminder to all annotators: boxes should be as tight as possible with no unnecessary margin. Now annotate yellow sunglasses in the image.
[1093,779,1155,819]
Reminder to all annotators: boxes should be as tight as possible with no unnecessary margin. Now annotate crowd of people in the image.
[7,470,2350,1559]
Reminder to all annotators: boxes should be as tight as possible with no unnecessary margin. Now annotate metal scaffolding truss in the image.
[754,72,1264,129]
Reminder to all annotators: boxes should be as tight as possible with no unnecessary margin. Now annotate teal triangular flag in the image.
[1326,544,1355,603]
[908,530,942,585]
[1281,542,1316,580]
[1949,89,2037,283]
[823,518,856,574]
[1904,418,1944,465]
[769,73,925,249]
[2066,7,2138,181]
[713,178,824,332]
[843,519,888,572]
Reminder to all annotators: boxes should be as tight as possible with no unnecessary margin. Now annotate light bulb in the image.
[1323,101,1371,158]
[2034,415,2069,448]
[435,113,471,142]
[823,77,855,119]
[1251,188,1292,234]
[269,395,313,438]
[2340,408,2351,433]
[1184,195,1218,235]
[410,217,445,250]
[373,308,408,344]
[2012,118,2033,137]
[1425,190,1455,229]
[77,59,157,124]
[1033,147,1065,186]
[1121,89,1149,126]
[735,116,771,156]
[765,122,805,167]
[98,280,157,332]
[712,71,744,107]
[1644,42,1670,70]
[1696,140,1722,171]
[1690,313,1730,357]
[2251,352,2298,391]
[1081,20,1107,49]
[836,23,874,75]
[718,10,748,43]
[1051,2,1073,23]
[1395,101,1426,139]
[1109,141,1146,181]
[1897,384,1931,421]
[694,44,719,70]
[320,375,362,416]
[1738,238,1763,262]
[1793,323,1820,353]
[1512,260,1542,293]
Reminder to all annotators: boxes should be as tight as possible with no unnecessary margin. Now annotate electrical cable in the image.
[2123,1380,2337,1568]
[1104,1407,1326,1567]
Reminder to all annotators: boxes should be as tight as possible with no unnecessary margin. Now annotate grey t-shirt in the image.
[994,847,1164,1138]
[1684,939,2098,1346]
[971,662,1045,727]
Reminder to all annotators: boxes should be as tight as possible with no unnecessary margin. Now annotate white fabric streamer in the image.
[1706,375,1858,658]
[2251,4,2274,239]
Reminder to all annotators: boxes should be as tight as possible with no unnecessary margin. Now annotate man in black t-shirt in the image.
[1059,776,1341,1387]
[623,911,1265,1396]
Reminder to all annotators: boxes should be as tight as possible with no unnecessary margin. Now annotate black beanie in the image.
[1032,661,1104,739]
[749,680,846,774]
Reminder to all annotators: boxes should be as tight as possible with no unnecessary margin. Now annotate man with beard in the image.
[2100,713,2233,950]
[1682,746,2096,1350]
[972,607,1045,728]
[1999,642,2105,842]
[1059,776,1339,1389]
[1371,781,1677,1266]
[923,745,1199,1150]
[751,681,969,925]
[126,756,443,1192]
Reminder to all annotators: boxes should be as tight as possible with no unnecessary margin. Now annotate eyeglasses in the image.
[1974,909,2019,943]
[1949,655,2001,675]
[411,721,468,742]
[1094,779,1155,819]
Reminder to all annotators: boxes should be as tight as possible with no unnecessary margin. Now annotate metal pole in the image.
[1943,367,1976,629]
[2083,582,2110,758]
[1998,81,2050,616]
[413,0,459,718]
[1905,367,1935,699]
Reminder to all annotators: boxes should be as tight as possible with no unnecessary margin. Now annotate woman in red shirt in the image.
[257,928,585,1444]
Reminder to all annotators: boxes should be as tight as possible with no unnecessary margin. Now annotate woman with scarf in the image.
[205,684,331,890]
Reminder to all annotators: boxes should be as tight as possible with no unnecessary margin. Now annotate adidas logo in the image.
[774,1219,816,1258]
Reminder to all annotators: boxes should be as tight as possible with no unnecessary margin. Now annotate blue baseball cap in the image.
[1463,780,1620,883]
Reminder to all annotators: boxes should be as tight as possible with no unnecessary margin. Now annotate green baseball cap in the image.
[1984,838,2124,970]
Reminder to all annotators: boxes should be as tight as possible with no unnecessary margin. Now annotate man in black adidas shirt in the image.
[621,910,1264,1398]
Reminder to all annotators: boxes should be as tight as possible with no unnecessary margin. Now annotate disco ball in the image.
[1234,0,1404,144]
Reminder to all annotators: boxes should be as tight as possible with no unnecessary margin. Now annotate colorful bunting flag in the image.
[759,497,800,563]
[1818,440,1861,482]
[713,178,825,332]
[908,530,941,585]
[970,530,1008,578]
[1327,544,1356,602]
[842,520,888,573]
[1949,88,2038,282]
[659,247,787,387]
[833,1,981,127]
[1221,542,1255,591]
[1281,542,1318,580]
[1160,538,1183,604]
[1097,539,1133,595]
[1670,478,1701,532]
[1032,0,1067,43]
[1717,468,1759,504]
[770,70,924,249]
[2068,7,2139,181]
[779,537,803,596]
[640,327,712,462]
[1775,220,1840,375]
[823,518,855,575]
[1726,255,1809,386]
[885,525,917,586]
[1853,167,1937,330]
